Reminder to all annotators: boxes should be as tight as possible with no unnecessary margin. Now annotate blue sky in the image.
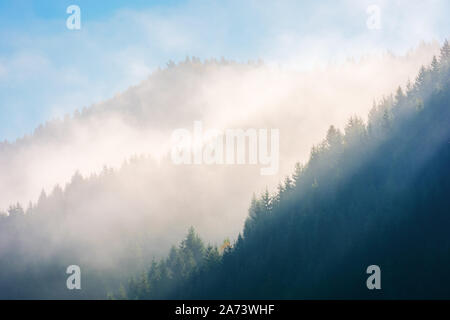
[0,0,449,141]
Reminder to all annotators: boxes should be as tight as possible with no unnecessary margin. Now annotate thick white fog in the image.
[0,41,440,266]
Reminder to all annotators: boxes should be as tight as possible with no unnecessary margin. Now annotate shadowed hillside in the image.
[0,42,447,299]
[124,41,450,299]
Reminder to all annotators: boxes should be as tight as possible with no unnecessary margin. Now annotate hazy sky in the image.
[0,0,449,140]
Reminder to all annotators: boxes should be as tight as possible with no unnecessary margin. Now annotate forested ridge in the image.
[0,41,448,299]
[123,41,450,299]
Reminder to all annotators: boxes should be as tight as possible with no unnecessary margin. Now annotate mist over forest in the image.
[123,41,450,299]
[0,40,449,299]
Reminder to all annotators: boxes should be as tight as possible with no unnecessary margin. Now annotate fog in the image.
[0,41,440,272]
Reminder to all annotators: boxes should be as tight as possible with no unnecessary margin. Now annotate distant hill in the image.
[0,41,439,211]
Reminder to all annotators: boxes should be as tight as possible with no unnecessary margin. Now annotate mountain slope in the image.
[125,41,450,299]
[0,42,446,299]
